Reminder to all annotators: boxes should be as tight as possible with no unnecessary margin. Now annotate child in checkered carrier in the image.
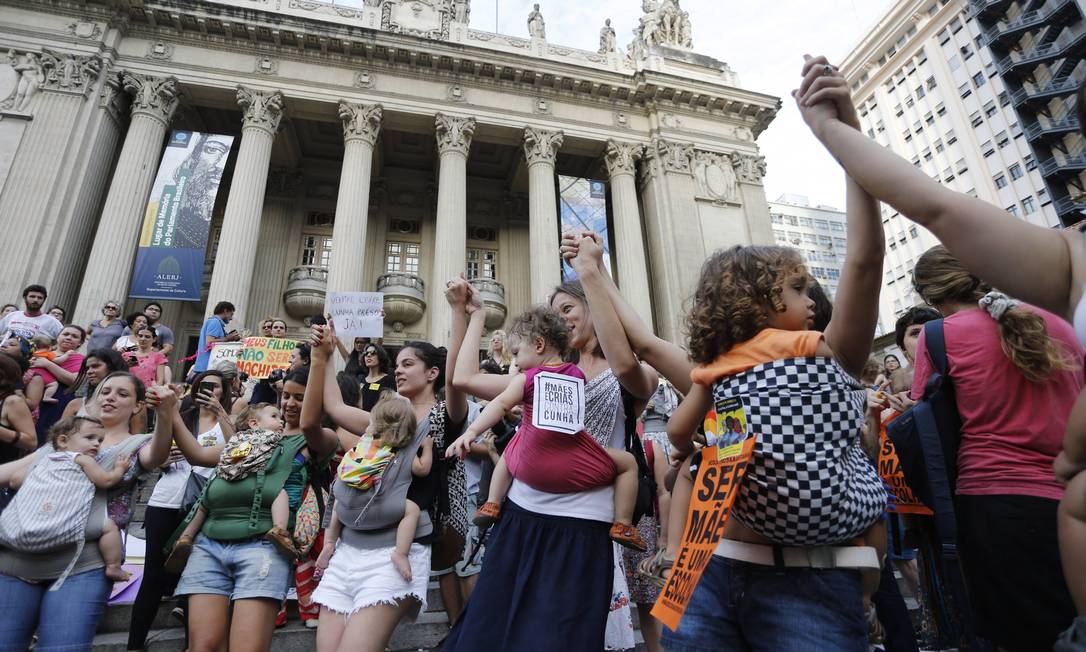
[165,403,298,571]
[445,305,648,551]
[316,393,429,582]
[646,243,889,599]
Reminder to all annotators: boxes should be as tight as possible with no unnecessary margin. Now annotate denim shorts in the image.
[661,555,867,652]
[174,534,292,602]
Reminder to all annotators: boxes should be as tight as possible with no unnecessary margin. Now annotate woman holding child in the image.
[443,251,658,650]
[0,372,177,651]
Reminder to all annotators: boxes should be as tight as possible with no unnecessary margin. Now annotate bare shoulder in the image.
[1063,228,1086,319]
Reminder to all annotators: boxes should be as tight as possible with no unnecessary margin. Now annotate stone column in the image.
[733,153,774,245]
[639,138,703,342]
[73,72,180,327]
[604,140,653,326]
[523,126,563,302]
[428,113,475,343]
[246,169,303,323]
[204,86,284,329]
[327,102,382,295]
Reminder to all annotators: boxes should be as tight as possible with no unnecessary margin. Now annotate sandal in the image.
[164,535,194,575]
[637,549,675,588]
[609,523,648,552]
[265,526,301,559]
[473,501,502,528]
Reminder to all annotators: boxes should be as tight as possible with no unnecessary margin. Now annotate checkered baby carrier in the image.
[216,428,282,481]
[0,452,95,552]
[714,356,887,545]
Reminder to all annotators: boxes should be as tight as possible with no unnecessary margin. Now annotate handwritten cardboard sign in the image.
[326,292,384,339]
[208,342,241,367]
[879,416,933,516]
[236,337,300,379]
[651,434,756,632]
[531,370,585,435]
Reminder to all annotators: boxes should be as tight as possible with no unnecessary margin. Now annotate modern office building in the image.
[768,194,847,300]
[841,0,1060,333]
[970,0,1086,226]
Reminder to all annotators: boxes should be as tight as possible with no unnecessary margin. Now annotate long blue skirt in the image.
[443,500,613,651]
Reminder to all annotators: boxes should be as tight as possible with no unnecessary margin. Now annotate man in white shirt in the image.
[0,284,63,342]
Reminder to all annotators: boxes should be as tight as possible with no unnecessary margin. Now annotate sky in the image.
[465,0,898,210]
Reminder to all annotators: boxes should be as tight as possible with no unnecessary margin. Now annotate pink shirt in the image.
[123,350,167,388]
[911,306,1083,500]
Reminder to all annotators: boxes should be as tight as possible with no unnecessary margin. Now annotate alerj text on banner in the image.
[130,131,234,301]
[236,337,301,379]
[326,292,385,339]
[651,397,756,632]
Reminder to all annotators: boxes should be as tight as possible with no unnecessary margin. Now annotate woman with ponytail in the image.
[910,245,1083,651]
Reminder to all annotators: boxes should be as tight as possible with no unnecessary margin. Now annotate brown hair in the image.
[860,356,883,385]
[913,245,1077,383]
[371,393,417,450]
[686,245,808,365]
[235,402,276,431]
[548,281,604,359]
[48,415,102,447]
[507,305,572,360]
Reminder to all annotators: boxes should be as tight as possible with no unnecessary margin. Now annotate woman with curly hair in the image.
[908,246,1081,651]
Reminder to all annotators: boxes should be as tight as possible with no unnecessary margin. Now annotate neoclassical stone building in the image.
[0,0,778,359]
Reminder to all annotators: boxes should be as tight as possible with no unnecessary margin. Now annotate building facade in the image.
[841,0,1060,334]
[971,0,1086,225]
[767,194,847,300]
[0,0,779,361]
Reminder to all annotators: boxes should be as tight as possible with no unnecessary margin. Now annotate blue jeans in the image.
[174,534,291,602]
[0,568,111,652]
[661,556,867,652]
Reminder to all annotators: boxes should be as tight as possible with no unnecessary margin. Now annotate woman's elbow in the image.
[16,433,36,451]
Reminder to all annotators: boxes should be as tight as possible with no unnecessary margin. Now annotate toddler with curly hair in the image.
[446,305,647,551]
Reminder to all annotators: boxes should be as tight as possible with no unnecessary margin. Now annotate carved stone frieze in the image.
[0,50,45,112]
[254,56,279,75]
[732,152,767,184]
[40,49,101,95]
[604,140,643,178]
[67,21,103,40]
[354,70,376,89]
[692,150,739,204]
[339,101,382,145]
[531,97,551,115]
[447,85,467,103]
[382,0,452,41]
[146,41,174,61]
[98,72,127,124]
[645,137,693,176]
[523,127,563,166]
[237,86,284,135]
[122,71,181,124]
[435,113,475,157]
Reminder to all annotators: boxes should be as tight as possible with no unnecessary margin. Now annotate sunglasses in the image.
[364,350,377,356]
[105,305,118,310]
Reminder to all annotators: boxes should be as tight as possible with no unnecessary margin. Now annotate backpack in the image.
[216,428,282,481]
[0,452,95,552]
[886,319,988,650]
[621,389,656,526]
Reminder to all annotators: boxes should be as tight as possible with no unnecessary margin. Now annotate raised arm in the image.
[170,408,222,466]
[298,346,340,458]
[569,235,658,401]
[450,287,514,401]
[446,375,526,459]
[562,231,694,394]
[799,55,1074,318]
[442,276,470,426]
[310,321,370,437]
[138,385,177,469]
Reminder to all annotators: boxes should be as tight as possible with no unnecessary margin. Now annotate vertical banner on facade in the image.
[130,131,234,300]
[558,176,614,281]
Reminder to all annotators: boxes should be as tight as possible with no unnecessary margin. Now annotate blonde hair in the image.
[913,245,1077,383]
[235,402,276,430]
[371,392,417,450]
[487,330,513,367]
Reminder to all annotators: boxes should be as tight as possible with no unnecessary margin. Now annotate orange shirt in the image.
[690,329,823,385]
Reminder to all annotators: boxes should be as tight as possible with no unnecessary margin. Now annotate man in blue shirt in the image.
[193,301,240,375]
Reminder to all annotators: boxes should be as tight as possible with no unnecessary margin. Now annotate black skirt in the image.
[443,500,613,651]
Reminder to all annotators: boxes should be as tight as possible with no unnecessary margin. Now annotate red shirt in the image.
[911,306,1083,500]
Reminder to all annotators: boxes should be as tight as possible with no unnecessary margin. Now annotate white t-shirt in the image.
[147,422,225,509]
[506,396,626,524]
[0,311,62,342]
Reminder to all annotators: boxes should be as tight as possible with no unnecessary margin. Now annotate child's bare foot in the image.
[473,501,502,527]
[610,522,647,552]
[265,526,300,558]
[163,534,194,574]
[105,563,131,582]
[391,550,412,582]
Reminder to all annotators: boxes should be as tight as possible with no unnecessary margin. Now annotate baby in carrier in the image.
[317,393,429,581]
[0,416,131,581]
[166,403,296,570]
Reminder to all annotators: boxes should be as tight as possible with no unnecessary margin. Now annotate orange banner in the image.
[651,435,756,631]
[878,418,933,516]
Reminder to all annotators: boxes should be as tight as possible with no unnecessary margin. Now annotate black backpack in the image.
[621,389,657,526]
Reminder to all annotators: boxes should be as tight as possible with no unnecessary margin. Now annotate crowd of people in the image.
[0,55,1084,652]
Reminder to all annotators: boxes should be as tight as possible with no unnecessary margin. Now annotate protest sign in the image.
[208,342,241,367]
[531,371,585,435]
[236,337,300,379]
[879,417,933,516]
[651,427,756,631]
[326,292,384,339]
